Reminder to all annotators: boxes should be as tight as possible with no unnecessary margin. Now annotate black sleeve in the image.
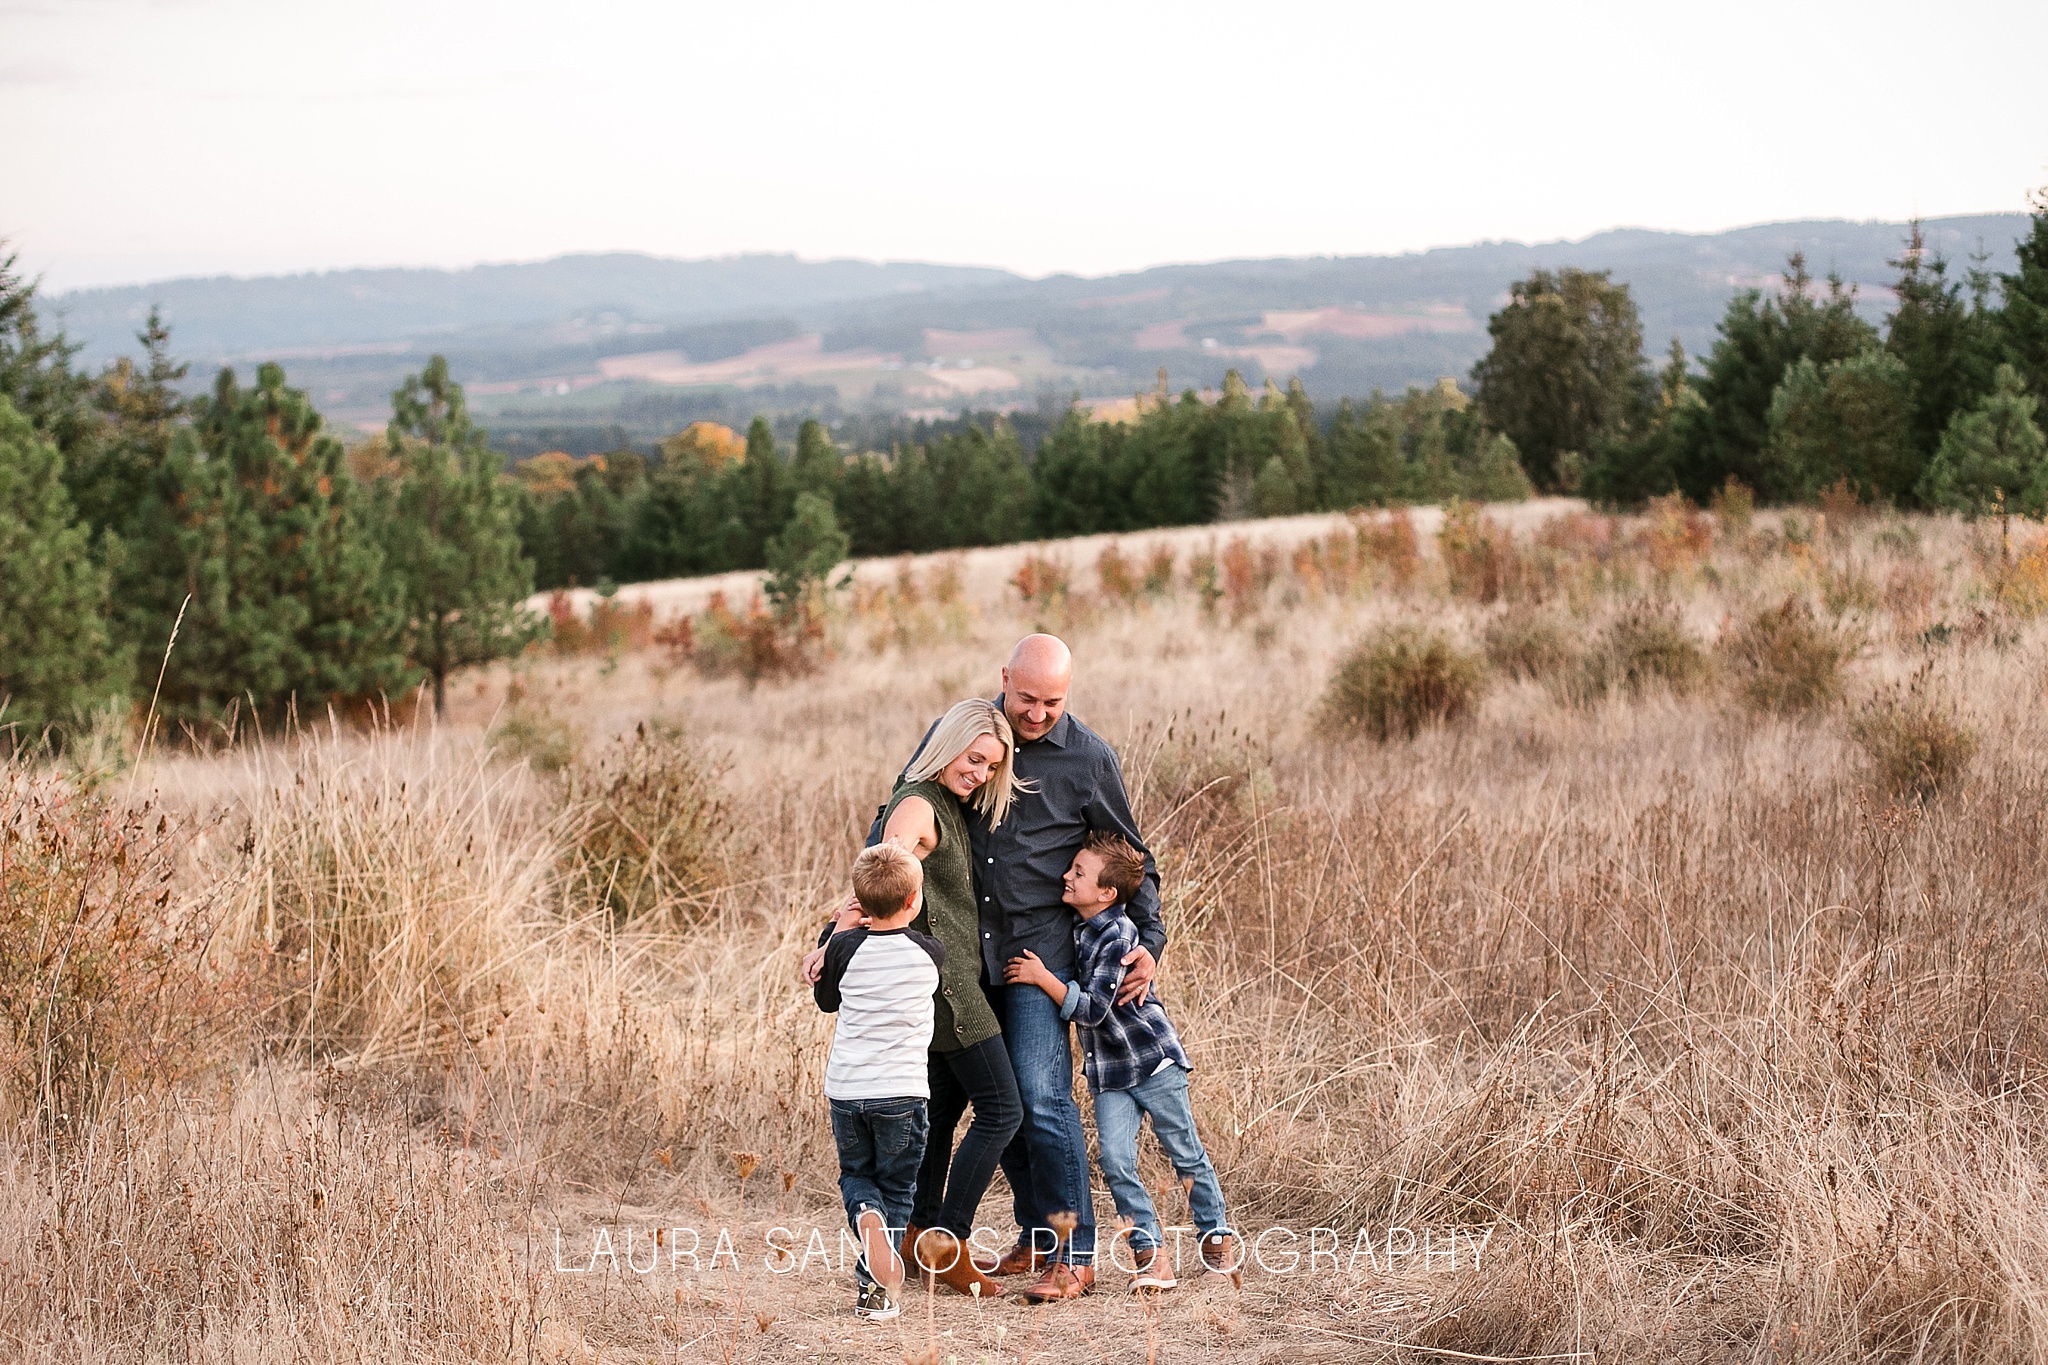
[814,929,867,1013]
[865,717,942,848]
[1083,744,1166,962]
[907,929,945,971]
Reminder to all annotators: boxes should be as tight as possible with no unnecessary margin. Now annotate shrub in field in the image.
[1185,546,1224,615]
[1483,612,1581,683]
[1851,671,1978,801]
[1011,552,1072,607]
[1355,508,1421,588]
[546,589,654,657]
[691,590,817,683]
[226,731,551,1061]
[1095,541,1140,603]
[1324,625,1487,740]
[1998,537,2048,617]
[1141,542,1177,596]
[1575,599,1709,700]
[1438,498,1527,603]
[1720,597,1861,713]
[1709,476,1755,535]
[491,702,578,773]
[1637,493,1714,578]
[565,721,731,926]
[0,773,229,1127]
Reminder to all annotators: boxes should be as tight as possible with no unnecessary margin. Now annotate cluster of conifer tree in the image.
[0,258,539,750]
[1474,204,2048,512]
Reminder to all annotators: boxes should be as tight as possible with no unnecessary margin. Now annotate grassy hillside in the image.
[9,499,2048,1360]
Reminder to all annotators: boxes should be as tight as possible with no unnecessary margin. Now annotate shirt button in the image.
[986,857,993,864]
[983,932,991,939]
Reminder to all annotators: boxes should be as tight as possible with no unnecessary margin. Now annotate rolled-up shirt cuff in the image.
[1058,980,1085,1021]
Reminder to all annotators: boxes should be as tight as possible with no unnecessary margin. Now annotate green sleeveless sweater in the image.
[883,778,1001,1052]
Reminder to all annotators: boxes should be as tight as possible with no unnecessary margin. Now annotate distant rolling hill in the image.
[45,214,2028,453]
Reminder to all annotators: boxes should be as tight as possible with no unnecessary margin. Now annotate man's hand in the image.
[1003,949,1057,993]
[1115,945,1157,1006]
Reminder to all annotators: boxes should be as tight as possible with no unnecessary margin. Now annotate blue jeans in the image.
[1093,1063,1232,1253]
[997,984,1096,1265]
[829,1096,929,1285]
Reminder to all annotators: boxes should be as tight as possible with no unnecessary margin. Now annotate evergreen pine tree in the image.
[132,364,408,726]
[763,492,851,617]
[1916,366,2048,517]
[0,250,95,457]
[1673,254,1878,500]
[381,356,542,715]
[1998,193,2048,402]
[1763,349,1916,503]
[0,398,127,751]
[69,308,187,541]
[1322,397,1405,507]
[736,416,791,565]
[1886,222,1986,478]
[790,418,841,499]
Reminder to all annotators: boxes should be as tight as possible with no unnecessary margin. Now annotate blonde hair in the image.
[905,698,1028,829]
[853,842,923,917]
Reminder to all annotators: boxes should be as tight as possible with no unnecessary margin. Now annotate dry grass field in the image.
[8,496,2048,1363]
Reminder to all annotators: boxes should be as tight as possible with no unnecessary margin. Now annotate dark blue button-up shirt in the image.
[1058,904,1190,1093]
[870,704,1165,983]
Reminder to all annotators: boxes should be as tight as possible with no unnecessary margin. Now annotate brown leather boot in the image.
[993,1238,1051,1276]
[910,1228,1005,1299]
[1018,1262,1095,1302]
[1128,1245,1177,1291]
[1200,1233,1243,1288]
[897,1224,930,1284]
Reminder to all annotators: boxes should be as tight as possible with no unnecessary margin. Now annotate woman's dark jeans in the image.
[910,1034,1023,1238]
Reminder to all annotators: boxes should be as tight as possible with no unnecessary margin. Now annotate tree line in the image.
[513,370,1531,591]
[1471,203,2048,512]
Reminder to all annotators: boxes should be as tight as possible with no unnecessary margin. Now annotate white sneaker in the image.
[855,1278,901,1322]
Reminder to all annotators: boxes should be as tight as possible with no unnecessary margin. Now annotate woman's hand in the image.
[800,944,828,984]
[831,892,868,933]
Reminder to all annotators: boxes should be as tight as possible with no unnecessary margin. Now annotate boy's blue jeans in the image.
[829,1096,929,1286]
[1092,1063,1232,1254]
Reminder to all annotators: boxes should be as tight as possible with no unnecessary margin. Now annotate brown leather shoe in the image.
[1018,1262,1095,1303]
[1128,1246,1177,1291]
[993,1238,1051,1277]
[897,1224,928,1283]
[1200,1233,1242,1288]
[910,1228,1005,1299]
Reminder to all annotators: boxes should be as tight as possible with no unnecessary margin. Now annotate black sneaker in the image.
[855,1278,901,1322]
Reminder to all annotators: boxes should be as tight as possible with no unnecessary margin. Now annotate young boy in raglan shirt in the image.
[813,842,946,1321]
[1004,831,1239,1292]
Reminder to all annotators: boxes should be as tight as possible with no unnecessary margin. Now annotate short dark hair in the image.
[1083,830,1145,905]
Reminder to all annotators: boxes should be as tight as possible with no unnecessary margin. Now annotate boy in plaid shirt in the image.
[1004,831,1238,1291]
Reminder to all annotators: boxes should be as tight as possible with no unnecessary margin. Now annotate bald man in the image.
[864,634,1165,1301]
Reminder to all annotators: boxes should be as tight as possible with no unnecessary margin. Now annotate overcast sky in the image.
[5,0,2045,292]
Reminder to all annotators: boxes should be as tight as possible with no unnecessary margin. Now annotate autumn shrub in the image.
[1095,541,1140,604]
[1438,498,1527,603]
[1851,671,1978,801]
[1573,599,1709,701]
[1709,476,1755,535]
[0,772,232,1128]
[1355,508,1421,589]
[1483,611,1581,684]
[222,732,552,1063]
[564,721,732,926]
[1141,542,1177,596]
[1637,493,1714,578]
[1997,537,2048,618]
[1720,596,1861,713]
[692,590,818,683]
[546,590,655,657]
[1011,552,1072,608]
[1324,625,1487,740]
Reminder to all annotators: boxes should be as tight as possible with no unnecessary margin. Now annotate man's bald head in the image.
[1002,634,1073,742]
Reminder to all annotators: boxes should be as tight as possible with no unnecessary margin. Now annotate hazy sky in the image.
[6,0,2045,292]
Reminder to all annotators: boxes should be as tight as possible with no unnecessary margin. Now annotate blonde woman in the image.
[805,698,1026,1297]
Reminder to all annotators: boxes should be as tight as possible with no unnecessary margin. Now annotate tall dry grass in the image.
[6,503,2048,1361]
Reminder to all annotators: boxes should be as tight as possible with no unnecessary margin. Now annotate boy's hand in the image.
[1003,950,1055,991]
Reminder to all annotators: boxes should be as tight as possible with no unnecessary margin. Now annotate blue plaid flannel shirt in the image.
[1058,905,1191,1093]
